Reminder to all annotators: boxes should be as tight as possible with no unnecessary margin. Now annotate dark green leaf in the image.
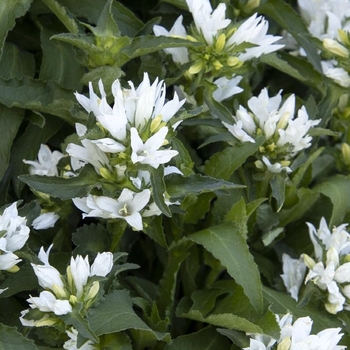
[19,166,101,200]
[166,173,244,199]
[165,327,231,350]
[270,173,287,212]
[204,137,265,180]
[189,223,263,313]
[0,324,39,350]
[0,0,33,60]
[150,167,172,217]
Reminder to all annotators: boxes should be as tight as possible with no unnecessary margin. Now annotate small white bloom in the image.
[226,13,284,61]
[90,252,113,277]
[212,75,243,102]
[70,255,90,299]
[31,245,65,292]
[261,156,292,174]
[23,144,64,176]
[74,189,151,231]
[186,0,230,45]
[32,212,60,230]
[281,254,307,301]
[321,60,350,87]
[130,127,178,169]
[66,138,111,174]
[64,327,98,350]
[0,251,21,271]
[27,290,72,315]
[91,138,126,153]
[153,16,189,64]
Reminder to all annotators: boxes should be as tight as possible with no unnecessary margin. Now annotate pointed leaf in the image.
[149,166,171,217]
[0,324,39,350]
[204,137,265,180]
[189,223,263,313]
[0,0,33,60]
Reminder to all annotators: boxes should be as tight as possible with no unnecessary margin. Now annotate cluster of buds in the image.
[20,244,113,326]
[282,218,350,314]
[222,88,320,173]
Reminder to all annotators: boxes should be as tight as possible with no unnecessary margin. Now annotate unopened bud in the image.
[186,35,198,42]
[213,60,224,70]
[277,336,291,350]
[326,246,339,266]
[255,160,264,170]
[188,62,204,75]
[323,38,349,58]
[99,167,115,181]
[35,317,58,327]
[338,29,350,46]
[244,0,260,12]
[52,284,67,299]
[69,294,78,305]
[277,112,291,130]
[66,266,74,292]
[342,143,350,166]
[280,160,291,168]
[215,33,226,53]
[150,115,165,133]
[302,254,316,269]
[227,56,243,67]
[7,265,20,273]
[85,281,100,302]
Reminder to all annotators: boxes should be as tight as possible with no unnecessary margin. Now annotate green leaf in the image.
[189,223,263,313]
[59,0,143,37]
[0,77,83,124]
[150,167,172,217]
[19,166,101,200]
[0,43,35,79]
[270,173,287,212]
[182,192,216,224]
[171,137,194,176]
[164,327,231,350]
[156,238,193,318]
[204,137,265,180]
[88,290,169,341]
[0,324,39,350]
[40,0,80,34]
[0,106,24,181]
[143,216,168,248]
[314,175,350,226]
[0,0,33,60]
[100,333,132,350]
[224,198,248,239]
[0,263,37,298]
[119,36,203,64]
[166,173,244,199]
[259,0,322,72]
[72,223,110,255]
[39,27,84,90]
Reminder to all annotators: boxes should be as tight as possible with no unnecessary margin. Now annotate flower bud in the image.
[189,62,204,75]
[326,247,339,266]
[215,33,226,53]
[323,38,349,58]
[277,337,291,350]
[338,29,350,46]
[69,294,78,305]
[52,284,67,299]
[277,112,291,130]
[99,167,115,181]
[7,265,20,273]
[342,143,350,166]
[227,56,243,67]
[213,60,223,70]
[302,254,316,269]
[35,317,58,327]
[150,115,166,133]
[85,281,100,302]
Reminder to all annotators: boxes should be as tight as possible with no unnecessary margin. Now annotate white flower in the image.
[226,13,284,61]
[23,144,64,176]
[66,138,111,174]
[64,327,98,350]
[212,75,243,102]
[31,245,65,293]
[222,88,320,172]
[90,252,114,277]
[321,60,350,87]
[130,127,178,169]
[27,291,72,315]
[73,189,151,231]
[32,212,60,230]
[0,202,30,270]
[186,0,230,45]
[153,16,189,64]
[281,254,307,301]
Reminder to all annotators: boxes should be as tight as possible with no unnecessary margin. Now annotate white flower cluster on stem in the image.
[68,73,184,230]
[282,217,350,314]
[244,313,346,350]
[20,244,113,327]
[0,202,30,272]
[222,88,320,173]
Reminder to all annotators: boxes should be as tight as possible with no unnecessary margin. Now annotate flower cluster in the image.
[0,202,30,272]
[20,244,113,327]
[66,73,185,230]
[244,313,345,350]
[222,88,320,173]
[282,218,350,314]
[285,0,350,87]
[153,0,283,81]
